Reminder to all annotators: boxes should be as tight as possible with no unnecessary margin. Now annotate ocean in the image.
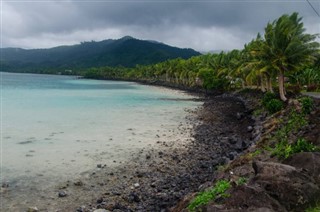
[1,72,201,200]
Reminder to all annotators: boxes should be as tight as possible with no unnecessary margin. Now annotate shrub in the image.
[265,99,284,114]
[236,177,247,186]
[299,96,313,114]
[292,138,317,153]
[262,92,277,106]
[272,140,292,159]
[188,180,231,211]
[306,204,320,212]
[272,138,317,159]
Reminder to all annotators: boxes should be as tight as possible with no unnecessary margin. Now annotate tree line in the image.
[83,13,320,101]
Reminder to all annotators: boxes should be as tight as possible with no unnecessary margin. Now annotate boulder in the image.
[27,207,38,212]
[283,152,320,184]
[222,185,285,211]
[58,191,67,197]
[252,161,320,211]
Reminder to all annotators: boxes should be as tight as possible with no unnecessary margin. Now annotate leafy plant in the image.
[262,92,277,106]
[272,140,293,159]
[292,138,317,153]
[236,177,247,186]
[306,202,320,212]
[287,111,308,133]
[299,96,314,114]
[272,138,317,159]
[188,180,231,211]
[265,99,284,114]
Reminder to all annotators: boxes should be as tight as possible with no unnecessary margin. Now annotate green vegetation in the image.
[265,99,284,114]
[273,138,318,159]
[271,109,318,159]
[299,96,314,114]
[236,177,247,186]
[188,180,231,211]
[250,149,262,158]
[1,37,200,73]
[261,92,284,114]
[262,92,277,106]
[306,202,320,212]
[290,68,320,91]
[79,13,319,100]
[2,13,319,100]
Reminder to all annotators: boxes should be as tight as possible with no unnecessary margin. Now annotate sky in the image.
[1,0,320,52]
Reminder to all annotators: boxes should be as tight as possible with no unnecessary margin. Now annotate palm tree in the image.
[263,12,319,101]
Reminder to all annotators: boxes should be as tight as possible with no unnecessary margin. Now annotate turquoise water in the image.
[1,72,200,190]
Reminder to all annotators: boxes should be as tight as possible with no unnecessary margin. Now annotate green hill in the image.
[1,36,201,73]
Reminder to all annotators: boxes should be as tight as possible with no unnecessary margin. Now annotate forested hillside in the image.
[1,36,200,73]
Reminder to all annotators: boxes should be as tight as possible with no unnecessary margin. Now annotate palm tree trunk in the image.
[278,70,287,101]
[267,75,274,93]
[241,79,245,89]
[260,76,266,92]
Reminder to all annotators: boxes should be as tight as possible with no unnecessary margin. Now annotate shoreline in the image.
[1,77,259,211]
[54,91,257,211]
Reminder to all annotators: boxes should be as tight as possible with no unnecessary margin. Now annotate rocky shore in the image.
[51,93,257,212]
[6,91,257,212]
[6,88,318,212]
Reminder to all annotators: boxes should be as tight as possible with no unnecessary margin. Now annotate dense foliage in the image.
[83,13,319,99]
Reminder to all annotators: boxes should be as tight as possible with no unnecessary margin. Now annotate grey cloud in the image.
[2,0,319,51]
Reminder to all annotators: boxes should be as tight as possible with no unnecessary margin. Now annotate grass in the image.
[236,177,247,186]
[299,96,314,114]
[188,180,231,211]
[306,202,320,212]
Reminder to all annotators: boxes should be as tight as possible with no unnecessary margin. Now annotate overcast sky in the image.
[1,0,320,52]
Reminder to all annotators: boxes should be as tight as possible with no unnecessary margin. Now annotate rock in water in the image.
[27,207,39,212]
[74,180,84,186]
[1,183,9,188]
[58,191,67,197]
[96,197,104,204]
[134,183,140,188]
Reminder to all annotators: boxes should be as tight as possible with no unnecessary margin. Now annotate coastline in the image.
[1,77,260,211]
[44,90,257,211]
[4,77,318,211]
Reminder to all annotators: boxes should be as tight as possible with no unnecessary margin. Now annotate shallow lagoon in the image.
[1,72,201,192]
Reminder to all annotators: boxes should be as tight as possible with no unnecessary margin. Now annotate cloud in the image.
[2,0,319,51]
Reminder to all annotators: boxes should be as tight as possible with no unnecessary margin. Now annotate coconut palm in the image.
[263,12,319,101]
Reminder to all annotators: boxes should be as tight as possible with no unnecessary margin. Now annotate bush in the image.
[188,180,231,211]
[292,138,317,153]
[265,99,284,114]
[299,96,313,114]
[262,92,277,106]
[272,138,317,159]
[236,177,247,186]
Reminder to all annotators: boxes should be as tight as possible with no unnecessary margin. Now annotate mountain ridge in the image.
[1,36,201,73]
